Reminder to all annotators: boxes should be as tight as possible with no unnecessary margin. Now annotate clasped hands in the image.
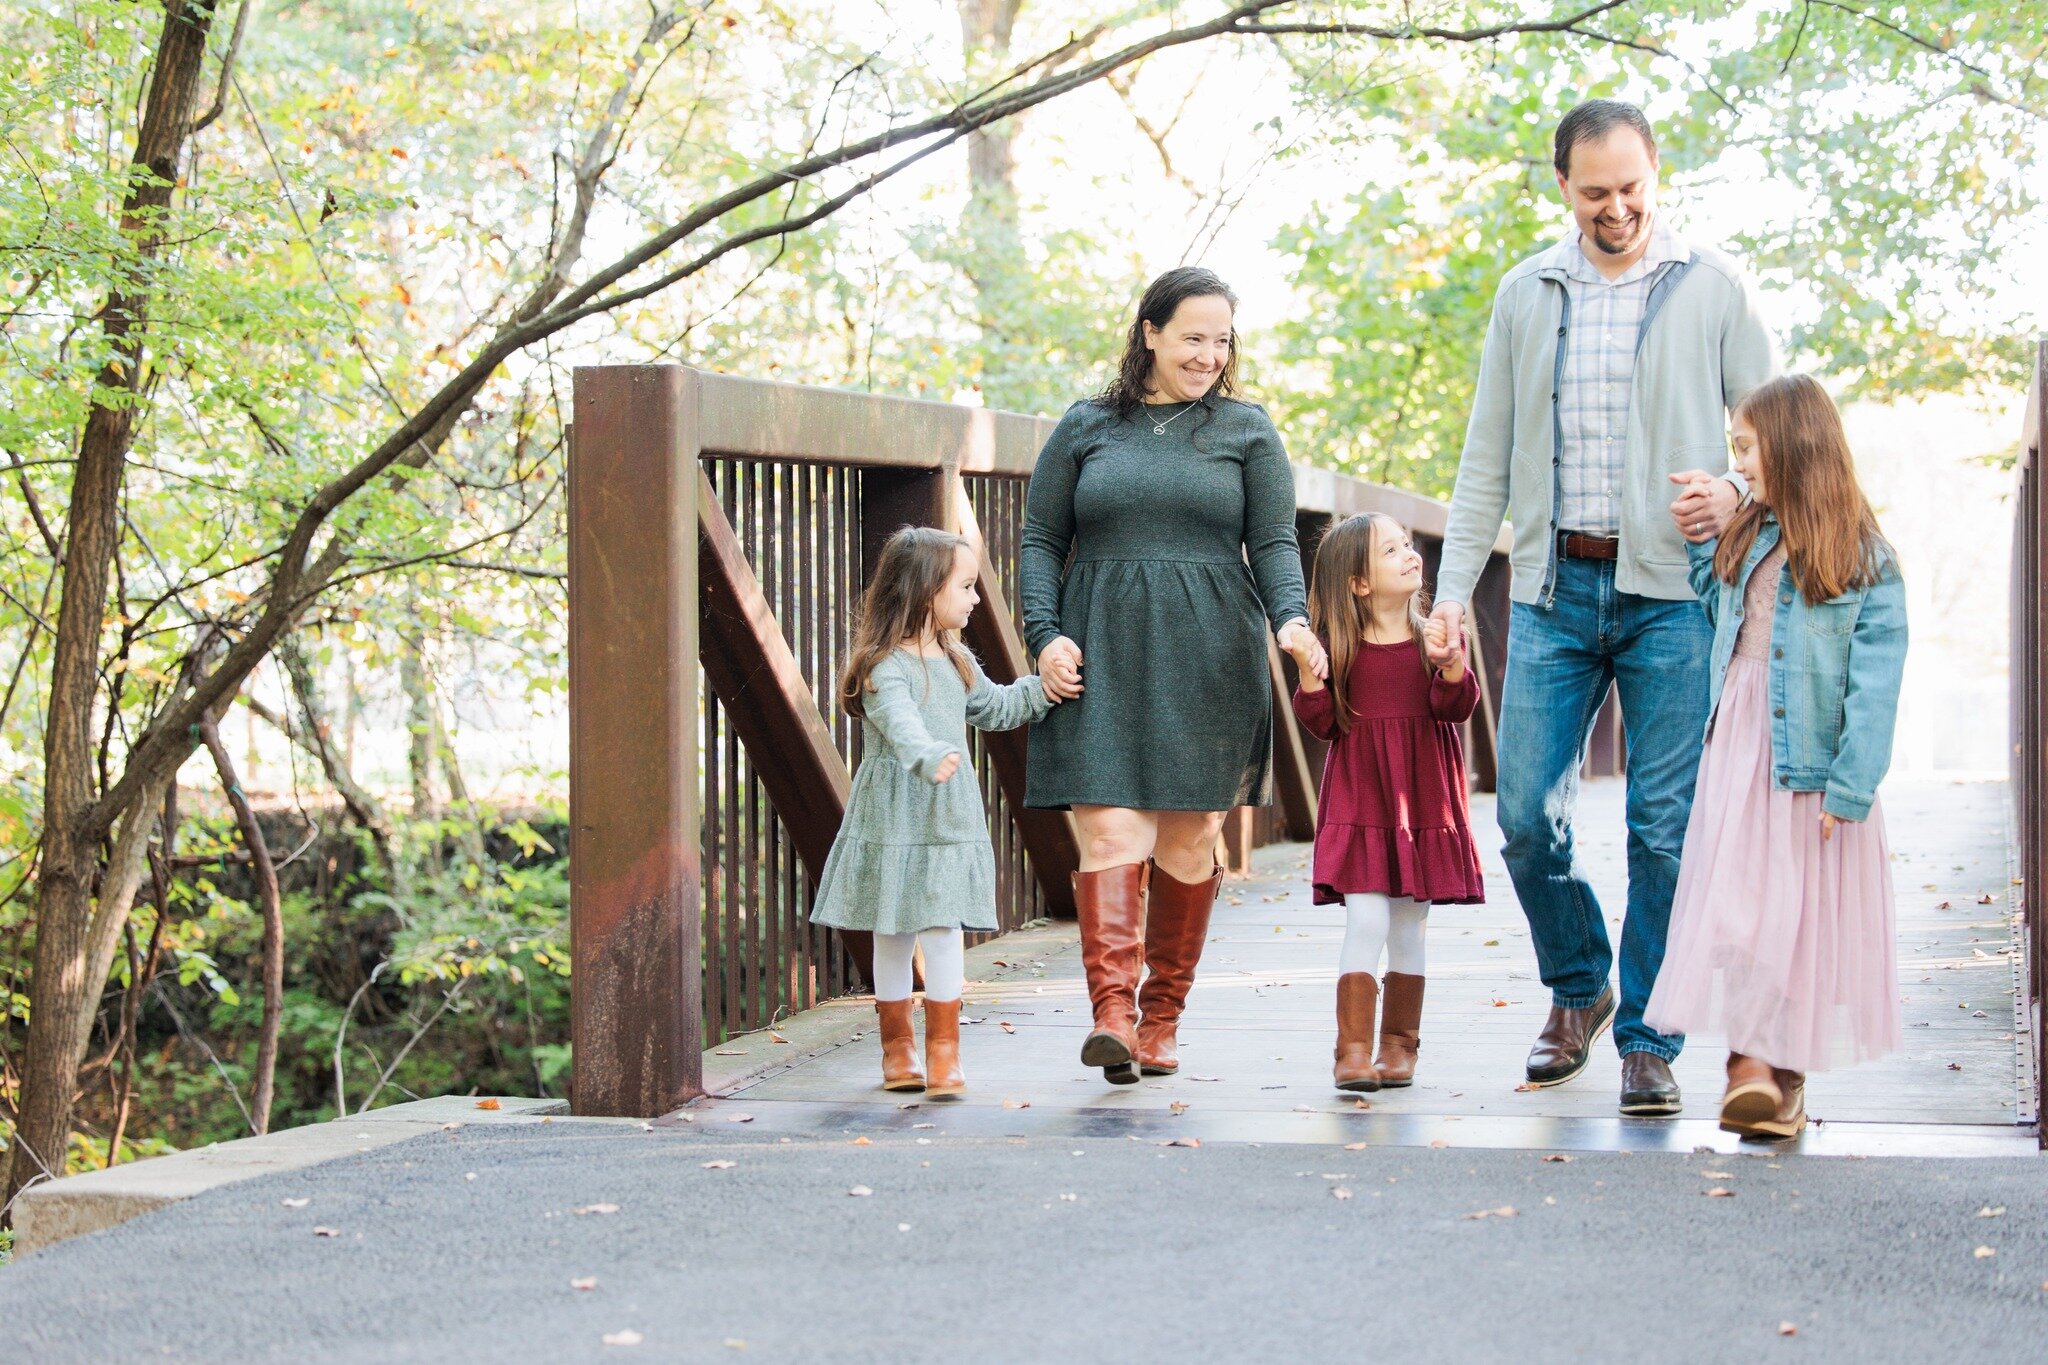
[1668,468,1740,543]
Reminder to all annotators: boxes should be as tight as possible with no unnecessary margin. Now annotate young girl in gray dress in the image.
[812,527,1057,1096]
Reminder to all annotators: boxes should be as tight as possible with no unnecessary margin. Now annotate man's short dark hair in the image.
[1553,99,1657,178]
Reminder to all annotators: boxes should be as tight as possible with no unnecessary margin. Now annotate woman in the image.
[1020,266,1327,1084]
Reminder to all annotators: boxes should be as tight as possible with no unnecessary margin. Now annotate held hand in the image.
[931,752,961,785]
[1038,636,1084,702]
[1277,619,1328,680]
[1668,470,1733,543]
[1428,601,1466,667]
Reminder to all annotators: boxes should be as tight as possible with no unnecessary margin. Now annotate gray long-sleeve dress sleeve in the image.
[965,668,1051,732]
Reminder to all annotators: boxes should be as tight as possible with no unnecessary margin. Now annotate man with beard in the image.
[1429,99,1778,1115]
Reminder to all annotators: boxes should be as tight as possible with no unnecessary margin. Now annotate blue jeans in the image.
[1496,555,1713,1060]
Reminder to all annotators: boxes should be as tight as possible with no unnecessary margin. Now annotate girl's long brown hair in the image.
[1306,513,1431,735]
[840,527,977,717]
[1714,374,1890,603]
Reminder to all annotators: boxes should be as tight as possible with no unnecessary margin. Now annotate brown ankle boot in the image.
[1719,1051,1783,1135]
[1374,972,1425,1087]
[923,997,964,1098]
[1073,863,1148,1084]
[1136,862,1221,1075]
[1333,973,1380,1092]
[876,998,925,1092]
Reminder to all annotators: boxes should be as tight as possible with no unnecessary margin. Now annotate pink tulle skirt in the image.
[1644,657,1900,1073]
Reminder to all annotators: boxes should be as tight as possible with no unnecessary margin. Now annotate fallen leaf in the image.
[1484,939,1501,946]
[1001,1099,1031,1110]
[1189,1074,1224,1082]
[602,1329,644,1347]
[573,1203,621,1216]
[701,1160,737,1170]
[571,1277,598,1291]
[1514,1081,1538,1092]
[1935,900,1952,910]
[1490,998,1509,1008]
[851,1137,872,1146]
[729,1113,755,1123]
[1704,1188,1735,1198]
[1948,1063,1963,1071]
[1979,1206,2007,1218]
[769,1032,790,1045]
[1978,894,1995,904]
[474,1098,502,1111]
[999,1021,1017,1034]
[281,1197,310,1208]
[1778,1322,1798,1337]
[1429,1139,1449,1149]
[1542,1154,1573,1164]
[1352,1099,1372,1112]
[1974,1246,1996,1259]
[1699,1170,1735,1179]
[440,1121,464,1132]
[1160,1137,1201,1148]
[911,1122,936,1129]
[1170,1101,1191,1115]
[1344,1141,1369,1151]
[1461,1206,1517,1220]
[1331,1187,1353,1201]
[848,1186,873,1197]
[312,1226,341,1237]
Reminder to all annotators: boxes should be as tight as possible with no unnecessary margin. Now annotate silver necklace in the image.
[1151,400,1199,436]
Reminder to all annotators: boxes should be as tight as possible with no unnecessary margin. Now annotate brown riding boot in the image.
[923,997,965,1099]
[1136,861,1222,1075]
[1333,973,1381,1092]
[1374,972,1426,1087]
[1073,862,1149,1084]
[876,998,925,1092]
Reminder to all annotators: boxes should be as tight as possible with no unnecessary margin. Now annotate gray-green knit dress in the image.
[810,649,1051,934]
[1019,397,1308,812]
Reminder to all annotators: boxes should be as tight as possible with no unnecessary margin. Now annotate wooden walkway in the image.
[691,779,2035,1157]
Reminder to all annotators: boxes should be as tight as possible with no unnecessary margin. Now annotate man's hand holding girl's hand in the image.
[1277,619,1328,681]
[1421,616,1461,668]
[1668,470,1736,543]
[1038,636,1085,703]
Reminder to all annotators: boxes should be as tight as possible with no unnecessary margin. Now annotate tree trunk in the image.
[199,710,283,1135]
[400,629,437,822]
[3,0,220,1219]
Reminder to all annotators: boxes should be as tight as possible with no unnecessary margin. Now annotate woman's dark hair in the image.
[1096,266,1241,422]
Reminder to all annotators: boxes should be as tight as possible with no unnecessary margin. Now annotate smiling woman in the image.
[1017,266,1326,1086]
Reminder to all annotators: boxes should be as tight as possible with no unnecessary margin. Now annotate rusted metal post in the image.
[568,365,704,1116]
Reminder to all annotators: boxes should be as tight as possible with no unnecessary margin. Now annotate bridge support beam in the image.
[568,365,704,1116]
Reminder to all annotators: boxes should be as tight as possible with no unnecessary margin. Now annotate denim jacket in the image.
[1687,520,1907,821]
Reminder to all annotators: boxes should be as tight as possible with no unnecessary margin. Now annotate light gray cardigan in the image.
[1435,230,1779,608]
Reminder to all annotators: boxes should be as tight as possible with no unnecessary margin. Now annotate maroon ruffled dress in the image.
[1291,639,1485,906]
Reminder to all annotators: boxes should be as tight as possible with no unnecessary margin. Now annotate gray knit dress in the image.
[1018,397,1308,811]
[810,649,1051,935]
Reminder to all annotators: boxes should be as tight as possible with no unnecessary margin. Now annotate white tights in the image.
[872,926,966,1003]
[1338,893,1430,977]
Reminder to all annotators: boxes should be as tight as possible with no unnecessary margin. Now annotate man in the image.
[1430,99,1778,1115]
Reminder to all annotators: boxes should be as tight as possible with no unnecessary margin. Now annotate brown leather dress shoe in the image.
[1619,1051,1682,1116]
[876,998,925,1092]
[1136,862,1221,1075]
[1719,1051,1782,1134]
[1374,972,1425,1087]
[1332,973,1380,1092]
[1524,984,1617,1086]
[1073,862,1148,1085]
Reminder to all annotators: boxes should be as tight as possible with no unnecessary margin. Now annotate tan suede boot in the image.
[876,998,925,1092]
[923,997,965,1098]
[1374,972,1426,1087]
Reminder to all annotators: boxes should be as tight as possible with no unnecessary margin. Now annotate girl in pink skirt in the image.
[1648,374,1908,1139]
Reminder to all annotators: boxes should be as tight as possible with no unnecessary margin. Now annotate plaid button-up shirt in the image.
[1556,221,1691,537]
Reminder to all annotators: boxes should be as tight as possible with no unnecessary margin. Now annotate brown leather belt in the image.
[1559,532,1620,561]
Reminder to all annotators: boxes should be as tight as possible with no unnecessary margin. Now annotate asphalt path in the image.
[4,1119,2045,1363]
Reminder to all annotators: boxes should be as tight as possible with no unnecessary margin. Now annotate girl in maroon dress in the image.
[1285,513,1485,1092]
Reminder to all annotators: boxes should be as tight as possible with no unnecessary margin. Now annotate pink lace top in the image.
[1733,543,1788,662]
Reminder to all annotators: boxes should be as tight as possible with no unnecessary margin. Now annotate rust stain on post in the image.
[568,365,703,1116]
